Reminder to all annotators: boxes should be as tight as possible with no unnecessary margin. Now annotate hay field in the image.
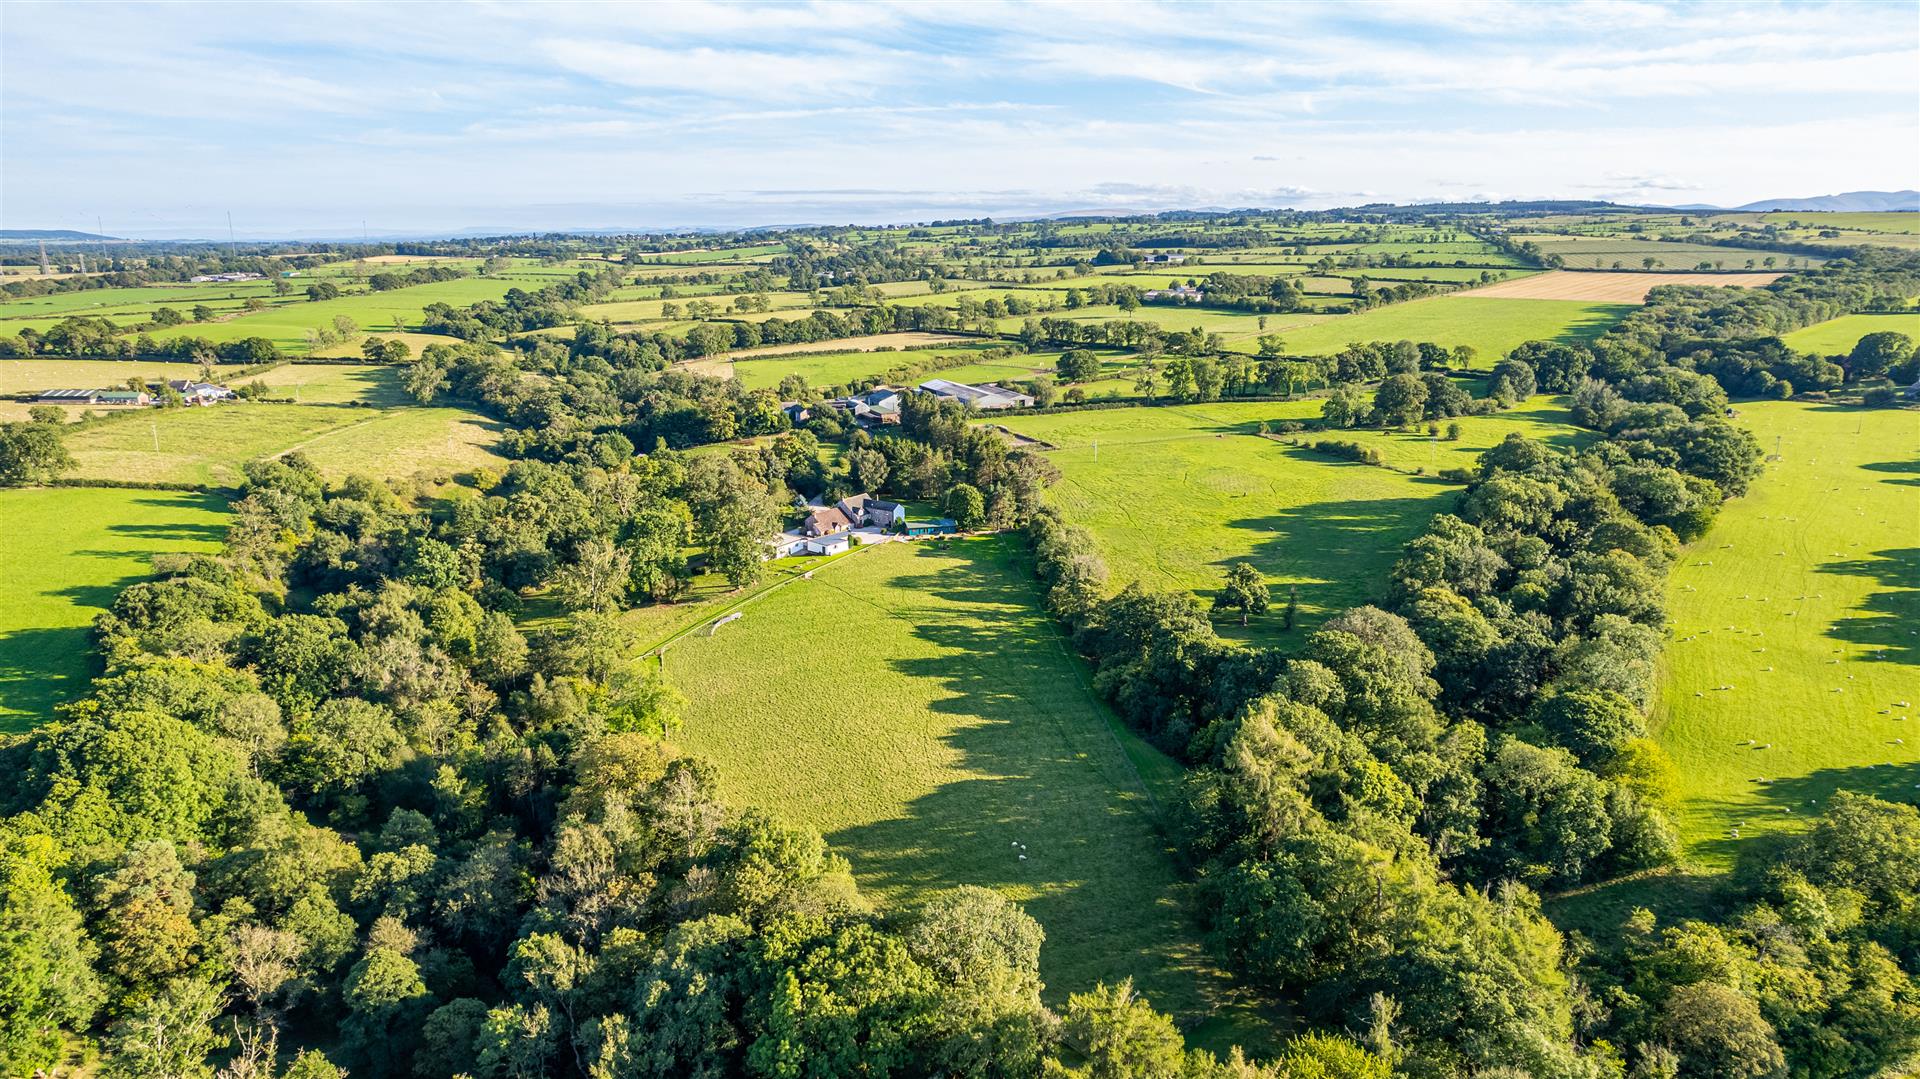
[0,487,229,730]
[1467,270,1784,302]
[1653,401,1920,868]
[60,402,505,486]
[664,536,1262,1043]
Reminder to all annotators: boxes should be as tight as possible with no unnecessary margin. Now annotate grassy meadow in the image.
[663,536,1266,1046]
[1778,312,1920,356]
[1261,296,1633,363]
[61,402,505,486]
[992,401,1463,641]
[1653,401,1920,868]
[0,487,230,730]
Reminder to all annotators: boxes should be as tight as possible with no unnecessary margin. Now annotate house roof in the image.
[807,507,854,531]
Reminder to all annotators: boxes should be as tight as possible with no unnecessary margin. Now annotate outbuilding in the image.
[905,518,959,537]
[804,533,852,556]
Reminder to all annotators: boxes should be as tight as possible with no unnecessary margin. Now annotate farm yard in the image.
[661,536,1265,1047]
[1652,402,1920,866]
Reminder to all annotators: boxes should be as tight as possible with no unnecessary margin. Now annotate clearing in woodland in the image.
[663,536,1271,1049]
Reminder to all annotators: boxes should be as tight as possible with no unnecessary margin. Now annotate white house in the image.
[804,533,851,556]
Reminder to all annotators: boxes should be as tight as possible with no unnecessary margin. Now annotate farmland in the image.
[0,487,229,730]
[1260,295,1633,362]
[1652,401,1920,866]
[59,401,505,486]
[663,536,1262,1044]
[1778,312,1920,356]
[992,400,1463,640]
[1468,270,1784,302]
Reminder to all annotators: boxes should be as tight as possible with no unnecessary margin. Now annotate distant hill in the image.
[1714,191,1919,213]
[0,229,121,242]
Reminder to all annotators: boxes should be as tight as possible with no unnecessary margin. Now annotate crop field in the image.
[663,536,1262,1042]
[1653,401,1920,868]
[1467,270,1784,302]
[0,487,229,730]
[60,402,505,486]
[992,401,1462,641]
[1,357,216,394]
[1778,312,1920,356]
[1258,295,1632,363]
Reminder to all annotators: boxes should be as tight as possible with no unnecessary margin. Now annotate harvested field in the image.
[1468,270,1784,302]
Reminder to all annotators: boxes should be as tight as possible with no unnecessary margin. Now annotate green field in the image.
[1513,235,1825,271]
[248,362,409,405]
[663,536,1262,1043]
[1316,396,1596,472]
[1261,295,1632,364]
[993,401,1462,640]
[0,487,230,730]
[1654,401,1920,867]
[1778,312,1920,356]
[62,402,505,486]
[149,277,522,353]
[727,343,1002,391]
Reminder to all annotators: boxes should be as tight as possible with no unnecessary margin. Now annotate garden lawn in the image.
[1263,296,1632,364]
[1653,401,1920,869]
[993,401,1458,641]
[663,536,1265,1046]
[1778,312,1920,357]
[0,487,229,730]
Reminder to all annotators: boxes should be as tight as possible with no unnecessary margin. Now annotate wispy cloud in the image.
[2,0,1914,235]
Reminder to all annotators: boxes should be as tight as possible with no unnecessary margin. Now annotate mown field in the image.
[663,536,1265,1046]
[1261,295,1632,363]
[0,487,230,730]
[1314,396,1597,472]
[1653,401,1920,868]
[992,401,1466,641]
[1778,312,1920,356]
[147,276,523,353]
[60,402,505,486]
[1511,235,1826,271]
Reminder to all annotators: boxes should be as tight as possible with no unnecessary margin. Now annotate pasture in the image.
[1778,312,1920,356]
[724,343,1004,392]
[148,276,522,353]
[59,402,505,486]
[663,536,1261,1044]
[1653,401,1920,868]
[1467,270,1784,303]
[991,401,1461,641]
[1315,396,1596,472]
[0,487,229,730]
[1511,235,1823,271]
[1259,296,1631,363]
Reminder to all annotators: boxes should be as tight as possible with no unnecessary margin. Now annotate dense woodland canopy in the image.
[2,219,1919,1078]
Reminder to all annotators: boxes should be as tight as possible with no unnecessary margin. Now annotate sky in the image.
[3,0,1918,238]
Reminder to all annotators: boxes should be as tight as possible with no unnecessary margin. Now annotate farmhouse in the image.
[802,506,854,537]
[917,378,1034,410]
[836,493,906,529]
[1145,253,1187,264]
[1142,286,1202,301]
[166,380,236,405]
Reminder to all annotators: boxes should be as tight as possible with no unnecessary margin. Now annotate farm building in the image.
[1142,286,1202,301]
[905,518,959,537]
[803,533,852,556]
[769,532,811,558]
[35,388,103,403]
[917,378,1034,410]
[1145,253,1187,264]
[829,386,903,425]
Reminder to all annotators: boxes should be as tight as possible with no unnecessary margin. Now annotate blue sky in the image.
[3,0,1917,237]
